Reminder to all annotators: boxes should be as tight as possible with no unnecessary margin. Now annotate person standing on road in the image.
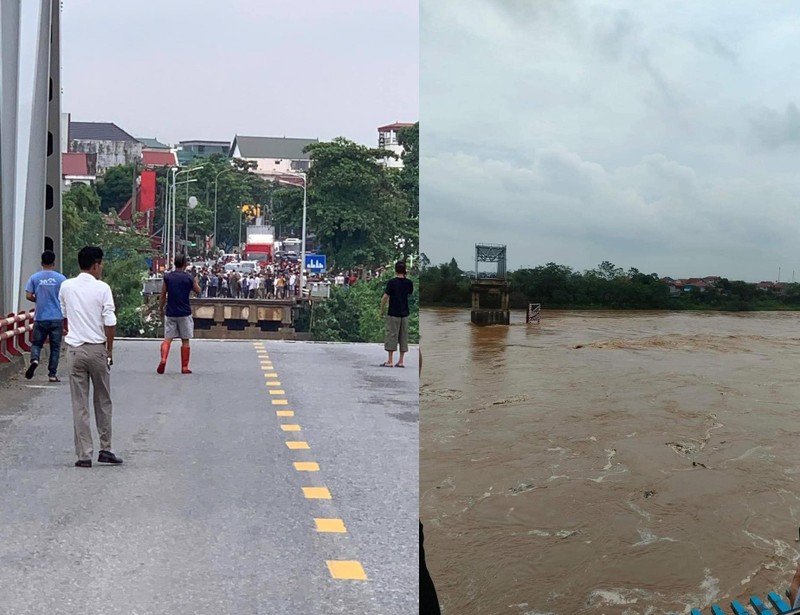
[380,261,413,368]
[24,250,67,382]
[157,253,201,374]
[58,246,122,468]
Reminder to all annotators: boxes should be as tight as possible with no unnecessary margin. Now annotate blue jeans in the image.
[31,319,63,377]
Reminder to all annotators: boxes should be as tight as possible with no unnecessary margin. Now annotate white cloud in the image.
[422,0,800,280]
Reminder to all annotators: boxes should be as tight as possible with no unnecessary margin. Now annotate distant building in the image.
[229,135,317,179]
[69,120,142,174]
[142,150,178,167]
[138,136,178,167]
[177,139,230,166]
[62,152,96,190]
[378,122,414,169]
[137,137,171,150]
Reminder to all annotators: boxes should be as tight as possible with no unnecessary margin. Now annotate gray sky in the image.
[421,0,800,282]
[62,0,418,147]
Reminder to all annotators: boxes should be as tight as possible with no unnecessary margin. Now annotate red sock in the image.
[181,347,191,374]
[157,340,170,374]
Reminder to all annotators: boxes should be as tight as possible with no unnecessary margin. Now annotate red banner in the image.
[138,170,156,213]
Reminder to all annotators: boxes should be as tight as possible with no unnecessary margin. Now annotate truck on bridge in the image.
[244,224,274,263]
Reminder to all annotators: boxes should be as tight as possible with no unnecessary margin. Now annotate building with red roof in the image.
[378,121,415,169]
[142,150,177,167]
[62,152,96,189]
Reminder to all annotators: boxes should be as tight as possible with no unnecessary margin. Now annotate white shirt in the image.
[59,273,117,347]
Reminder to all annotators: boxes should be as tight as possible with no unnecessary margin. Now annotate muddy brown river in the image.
[420,308,800,615]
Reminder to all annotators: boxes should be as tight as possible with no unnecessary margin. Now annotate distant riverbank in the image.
[420,259,800,312]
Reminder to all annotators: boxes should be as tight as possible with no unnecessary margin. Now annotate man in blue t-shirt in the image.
[157,253,201,375]
[24,250,67,381]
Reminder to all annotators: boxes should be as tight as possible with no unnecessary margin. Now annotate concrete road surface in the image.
[0,340,418,615]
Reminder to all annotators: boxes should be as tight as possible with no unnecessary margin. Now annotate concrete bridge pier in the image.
[470,279,510,326]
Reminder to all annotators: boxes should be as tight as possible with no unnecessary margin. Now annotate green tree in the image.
[305,138,410,270]
[310,273,419,343]
[62,183,152,335]
[96,164,136,213]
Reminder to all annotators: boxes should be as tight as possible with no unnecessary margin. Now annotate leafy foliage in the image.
[310,274,419,343]
[304,138,415,270]
[62,183,152,336]
[96,164,136,213]
[421,258,800,311]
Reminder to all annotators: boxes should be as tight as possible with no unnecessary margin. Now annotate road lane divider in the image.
[315,518,346,533]
[326,561,367,581]
[286,441,310,450]
[303,487,332,499]
[256,343,368,582]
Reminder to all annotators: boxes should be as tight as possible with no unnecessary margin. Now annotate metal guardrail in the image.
[0,310,35,363]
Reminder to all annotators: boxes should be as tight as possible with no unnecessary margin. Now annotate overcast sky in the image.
[421,0,800,282]
[61,0,417,147]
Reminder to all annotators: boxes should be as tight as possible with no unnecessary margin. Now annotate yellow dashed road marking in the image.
[276,410,294,417]
[326,561,367,580]
[281,424,301,432]
[272,399,288,405]
[263,372,278,377]
[315,518,346,533]
[265,379,281,385]
[286,441,310,450]
[269,389,285,395]
[294,461,319,471]
[303,487,332,499]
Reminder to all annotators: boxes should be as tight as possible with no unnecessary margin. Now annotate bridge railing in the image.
[0,310,35,363]
[685,590,797,614]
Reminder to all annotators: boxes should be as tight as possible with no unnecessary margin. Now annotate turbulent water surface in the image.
[420,308,800,615]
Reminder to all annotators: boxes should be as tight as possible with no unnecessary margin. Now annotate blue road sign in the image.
[305,254,326,272]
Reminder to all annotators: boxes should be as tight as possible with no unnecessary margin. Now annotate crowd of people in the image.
[188,256,303,299]
[177,254,392,300]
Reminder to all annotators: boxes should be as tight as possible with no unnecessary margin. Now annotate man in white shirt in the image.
[58,246,122,468]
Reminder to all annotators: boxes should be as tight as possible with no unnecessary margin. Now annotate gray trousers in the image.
[67,343,112,461]
[384,316,409,353]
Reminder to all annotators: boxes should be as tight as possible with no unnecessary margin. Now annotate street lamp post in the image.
[299,172,307,296]
[213,167,231,257]
[239,201,244,248]
[171,166,204,266]
[275,171,308,295]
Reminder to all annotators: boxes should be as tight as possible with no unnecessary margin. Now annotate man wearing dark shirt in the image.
[158,253,201,374]
[380,261,414,368]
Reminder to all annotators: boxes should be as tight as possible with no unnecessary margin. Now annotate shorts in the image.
[164,315,194,340]
[384,316,409,353]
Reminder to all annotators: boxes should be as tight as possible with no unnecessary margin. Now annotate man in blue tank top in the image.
[157,253,201,374]
[24,250,67,382]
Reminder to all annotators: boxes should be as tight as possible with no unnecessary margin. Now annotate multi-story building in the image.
[378,122,414,168]
[229,135,317,179]
[68,119,142,174]
[177,139,230,166]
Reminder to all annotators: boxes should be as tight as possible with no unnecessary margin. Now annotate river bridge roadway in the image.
[0,339,418,614]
